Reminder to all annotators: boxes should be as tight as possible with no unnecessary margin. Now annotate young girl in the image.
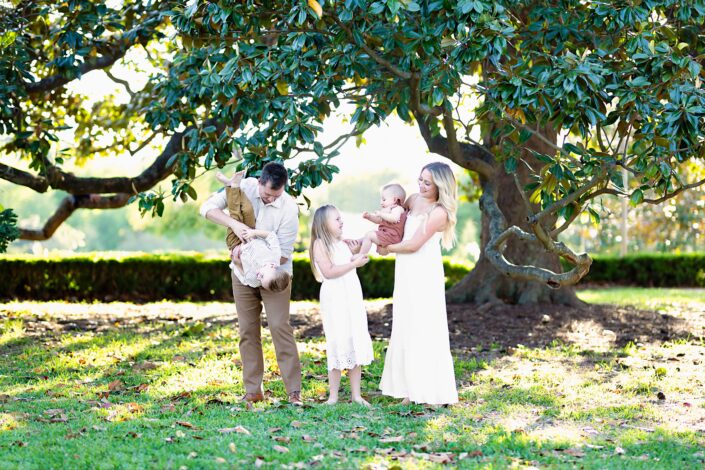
[353,183,407,260]
[310,205,374,405]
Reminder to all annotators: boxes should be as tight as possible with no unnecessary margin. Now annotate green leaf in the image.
[629,189,644,207]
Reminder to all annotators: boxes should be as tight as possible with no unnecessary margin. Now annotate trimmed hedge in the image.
[2,252,702,302]
[0,252,473,302]
[574,253,705,287]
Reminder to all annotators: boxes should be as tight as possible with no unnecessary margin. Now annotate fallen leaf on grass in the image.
[428,453,453,463]
[229,442,236,453]
[379,436,404,443]
[132,383,149,393]
[290,420,304,428]
[268,426,282,433]
[126,431,141,439]
[273,436,291,443]
[126,403,143,413]
[468,450,483,457]
[161,404,176,413]
[170,391,192,401]
[273,445,289,453]
[13,441,27,447]
[107,380,124,392]
[351,446,369,453]
[176,420,196,429]
[215,457,227,464]
[301,435,315,442]
[615,446,626,455]
[132,361,159,371]
[563,448,585,458]
[219,425,251,435]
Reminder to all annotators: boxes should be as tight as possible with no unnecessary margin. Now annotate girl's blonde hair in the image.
[422,162,457,250]
[309,204,339,282]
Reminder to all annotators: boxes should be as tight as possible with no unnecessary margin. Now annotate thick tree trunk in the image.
[448,132,584,306]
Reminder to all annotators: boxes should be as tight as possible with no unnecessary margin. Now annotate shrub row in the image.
[1,252,702,302]
[573,253,705,287]
[0,253,472,302]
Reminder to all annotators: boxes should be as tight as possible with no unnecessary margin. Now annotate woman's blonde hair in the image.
[309,204,339,282]
[422,162,457,250]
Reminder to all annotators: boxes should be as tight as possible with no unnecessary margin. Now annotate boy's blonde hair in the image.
[382,183,406,206]
[422,162,457,250]
[309,205,338,282]
[266,267,291,293]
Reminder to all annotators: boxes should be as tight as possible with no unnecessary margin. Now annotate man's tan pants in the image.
[231,272,302,395]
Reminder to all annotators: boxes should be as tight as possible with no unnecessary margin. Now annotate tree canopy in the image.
[2,0,705,292]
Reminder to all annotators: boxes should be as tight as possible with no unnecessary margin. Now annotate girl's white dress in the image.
[380,214,458,404]
[317,241,374,371]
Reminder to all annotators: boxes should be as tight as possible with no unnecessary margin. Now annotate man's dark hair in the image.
[259,162,288,190]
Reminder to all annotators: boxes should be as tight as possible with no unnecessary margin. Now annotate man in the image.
[200,162,302,405]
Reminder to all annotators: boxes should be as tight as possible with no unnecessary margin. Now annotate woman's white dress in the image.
[318,241,374,371]
[380,214,458,404]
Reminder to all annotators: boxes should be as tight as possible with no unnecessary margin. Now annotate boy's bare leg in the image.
[217,170,246,187]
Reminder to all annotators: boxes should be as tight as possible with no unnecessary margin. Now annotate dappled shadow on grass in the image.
[317,300,705,362]
[1,300,704,467]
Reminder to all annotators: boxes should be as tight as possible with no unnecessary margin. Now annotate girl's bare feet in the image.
[352,397,371,406]
[325,397,338,405]
[400,397,411,405]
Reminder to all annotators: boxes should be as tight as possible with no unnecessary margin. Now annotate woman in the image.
[377,162,459,405]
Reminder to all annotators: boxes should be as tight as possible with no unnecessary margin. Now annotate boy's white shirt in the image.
[231,232,281,287]
[199,177,299,279]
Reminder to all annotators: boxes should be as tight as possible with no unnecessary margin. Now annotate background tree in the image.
[3,1,705,305]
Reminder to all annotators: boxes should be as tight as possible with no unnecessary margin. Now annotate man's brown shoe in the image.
[288,391,303,406]
[242,392,264,403]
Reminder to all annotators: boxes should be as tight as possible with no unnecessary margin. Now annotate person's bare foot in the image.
[400,397,411,405]
[352,397,370,406]
[217,170,246,188]
[325,396,338,405]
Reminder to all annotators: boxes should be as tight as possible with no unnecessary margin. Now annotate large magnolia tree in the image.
[2,0,705,304]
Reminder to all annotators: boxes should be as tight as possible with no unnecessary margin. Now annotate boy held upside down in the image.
[217,170,290,292]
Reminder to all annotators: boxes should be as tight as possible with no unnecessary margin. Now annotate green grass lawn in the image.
[578,287,705,311]
[0,290,704,468]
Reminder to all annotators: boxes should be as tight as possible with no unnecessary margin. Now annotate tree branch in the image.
[0,163,48,192]
[480,179,592,288]
[19,193,131,241]
[331,16,411,80]
[104,69,136,98]
[413,110,496,178]
[23,36,141,95]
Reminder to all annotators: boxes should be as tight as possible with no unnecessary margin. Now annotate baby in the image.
[353,183,407,260]
[217,170,290,292]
